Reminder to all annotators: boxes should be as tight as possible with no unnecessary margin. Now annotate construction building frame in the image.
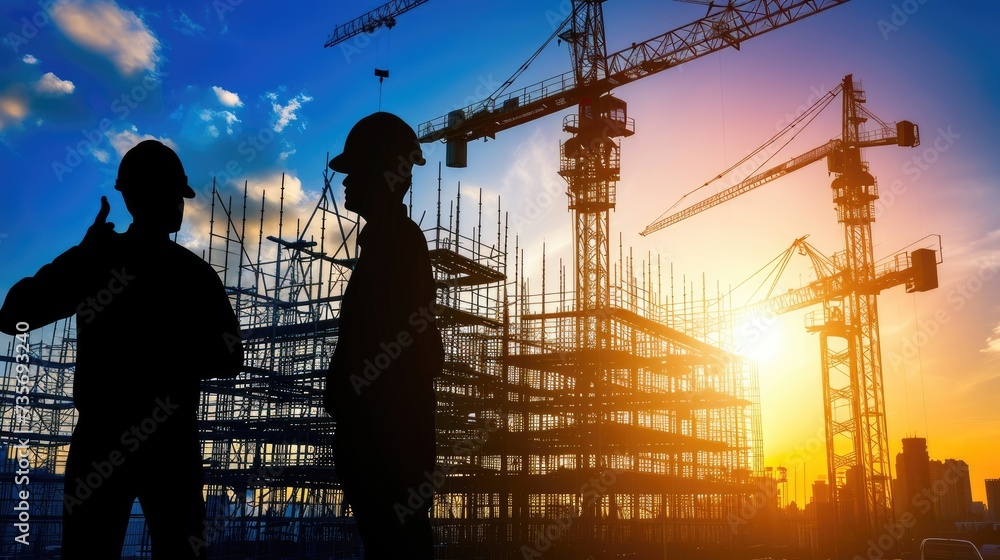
[1,162,763,559]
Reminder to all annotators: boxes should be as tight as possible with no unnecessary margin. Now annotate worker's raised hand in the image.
[81,196,115,249]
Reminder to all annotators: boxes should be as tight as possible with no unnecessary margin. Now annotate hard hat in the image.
[329,112,426,174]
[115,139,196,198]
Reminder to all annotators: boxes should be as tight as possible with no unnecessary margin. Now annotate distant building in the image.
[808,479,835,559]
[970,501,986,522]
[987,479,1000,522]
[895,437,933,530]
[933,459,973,522]
[812,479,830,503]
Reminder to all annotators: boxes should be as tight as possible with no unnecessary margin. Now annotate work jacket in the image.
[0,226,243,427]
[324,204,442,449]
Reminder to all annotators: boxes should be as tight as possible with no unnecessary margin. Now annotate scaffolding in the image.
[1,161,762,559]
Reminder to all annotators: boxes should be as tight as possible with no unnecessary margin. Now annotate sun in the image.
[734,311,784,362]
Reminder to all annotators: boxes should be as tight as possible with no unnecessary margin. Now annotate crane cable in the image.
[913,296,931,438]
[718,241,796,309]
[650,83,843,222]
[485,9,576,109]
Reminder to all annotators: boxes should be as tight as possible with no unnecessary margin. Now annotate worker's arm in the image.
[389,224,443,379]
[0,197,115,334]
[193,262,243,380]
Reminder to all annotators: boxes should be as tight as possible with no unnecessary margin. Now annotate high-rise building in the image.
[986,479,1000,522]
[812,479,830,503]
[808,479,836,560]
[970,501,986,522]
[895,438,934,533]
[936,459,973,522]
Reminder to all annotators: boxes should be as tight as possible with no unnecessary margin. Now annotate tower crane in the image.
[323,0,429,49]
[641,74,940,557]
[417,0,852,354]
[409,2,852,549]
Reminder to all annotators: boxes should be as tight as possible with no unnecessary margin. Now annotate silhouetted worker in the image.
[324,112,443,560]
[0,140,243,559]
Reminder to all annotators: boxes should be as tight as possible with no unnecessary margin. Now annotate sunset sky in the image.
[2,1,998,505]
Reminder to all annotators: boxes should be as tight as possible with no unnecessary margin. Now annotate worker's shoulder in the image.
[399,216,427,241]
[392,216,430,252]
[164,240,219,276]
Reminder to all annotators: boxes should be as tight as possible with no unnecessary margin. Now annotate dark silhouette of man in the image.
[324,112,443,560]
[0,140,243,559]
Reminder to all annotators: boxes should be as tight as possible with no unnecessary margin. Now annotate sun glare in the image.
[734,311,784,362]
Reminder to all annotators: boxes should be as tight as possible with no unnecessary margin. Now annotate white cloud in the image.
[270,92,313,133]
[178,170,322,258]
[34,72,76,96]
[92,148,110,163]
[22,54,40,65]
[219,111,239,132]
[212,86,243,108]
[199,108,241,135]
[0,88,30,131]
[52,0,161,76]
[170,8,205,37]
[982,323,1000,354]
[106,125,176,157]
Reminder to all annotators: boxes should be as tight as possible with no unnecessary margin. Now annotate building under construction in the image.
[0,163,763,559]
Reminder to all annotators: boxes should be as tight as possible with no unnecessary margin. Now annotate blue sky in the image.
[2,1,999,503]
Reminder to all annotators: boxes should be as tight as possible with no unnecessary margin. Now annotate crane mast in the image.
[830,73,893,549]
[559,3,623,350]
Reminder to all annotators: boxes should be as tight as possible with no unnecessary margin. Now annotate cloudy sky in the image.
[1,1,998,504]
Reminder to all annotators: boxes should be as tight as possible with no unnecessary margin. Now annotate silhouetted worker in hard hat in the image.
[0,139,244,559]
[324,112,443,560]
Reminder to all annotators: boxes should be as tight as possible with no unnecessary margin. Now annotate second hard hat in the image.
[329,112,426,174]
[115,139,196,198]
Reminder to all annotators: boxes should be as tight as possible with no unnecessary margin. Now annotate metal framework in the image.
[417,0,854,330]
[417,0,851,143]
[833,74,892,548]
[640,74,939,557]
[323,0,429,49]
[1,161,762,559]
